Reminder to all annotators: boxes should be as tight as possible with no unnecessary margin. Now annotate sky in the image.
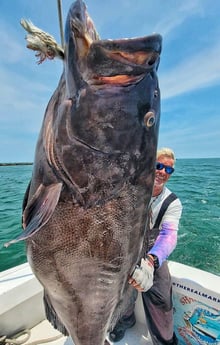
[0,0,220,162]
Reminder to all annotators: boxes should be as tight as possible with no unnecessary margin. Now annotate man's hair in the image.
[157,147,175,162]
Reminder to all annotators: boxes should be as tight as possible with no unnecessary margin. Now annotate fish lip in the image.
[88,74,145,86]
[95,34,162,55]
[66,0,100,44]
[67,0,87,28]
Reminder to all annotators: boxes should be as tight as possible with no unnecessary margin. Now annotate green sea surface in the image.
[0,159,219,275]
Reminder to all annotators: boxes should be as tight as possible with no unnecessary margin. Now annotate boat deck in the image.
[12,318,152,345]
[2,262,220,345]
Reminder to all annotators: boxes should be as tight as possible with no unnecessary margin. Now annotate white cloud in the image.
[1,33,24,64]
[160,43,220,99]
[153,0,203,37]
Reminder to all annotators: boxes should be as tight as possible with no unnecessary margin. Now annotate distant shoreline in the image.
[0,162,33,166]
[0,157,219,167]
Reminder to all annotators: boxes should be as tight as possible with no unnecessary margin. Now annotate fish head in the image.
[40,1,163,206]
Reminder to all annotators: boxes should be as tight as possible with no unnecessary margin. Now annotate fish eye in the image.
[144,111,155,127]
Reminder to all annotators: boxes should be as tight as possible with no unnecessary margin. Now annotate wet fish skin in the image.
[6,1,162,344]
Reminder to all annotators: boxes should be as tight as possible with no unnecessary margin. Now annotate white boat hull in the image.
[0,261,220,344]
[169,261,220,344]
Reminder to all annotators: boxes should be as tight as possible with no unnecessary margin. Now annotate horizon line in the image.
[1,157,220,166]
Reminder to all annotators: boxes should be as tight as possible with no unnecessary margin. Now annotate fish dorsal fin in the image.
[4,183,62,247]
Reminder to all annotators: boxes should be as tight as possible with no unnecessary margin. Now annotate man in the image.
[109,147,182,345]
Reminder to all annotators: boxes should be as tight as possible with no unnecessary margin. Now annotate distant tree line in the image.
[0,162,33,166]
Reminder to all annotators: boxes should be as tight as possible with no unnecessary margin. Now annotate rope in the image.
[20,0,65,63]
[0,329,63,345]
[20,19,64,64]
[57,0,64,48]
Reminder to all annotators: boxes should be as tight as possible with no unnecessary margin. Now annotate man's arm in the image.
[129,198,182,292]
[148,198,182,267]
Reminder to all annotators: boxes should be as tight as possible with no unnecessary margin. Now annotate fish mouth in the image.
[88,48,159,85]
[66,1,162,88]
[84,36,161,86]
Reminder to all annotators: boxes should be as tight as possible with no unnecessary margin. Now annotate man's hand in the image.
[128,257,154,292]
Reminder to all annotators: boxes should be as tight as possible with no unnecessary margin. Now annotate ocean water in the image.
[0,159,219,275]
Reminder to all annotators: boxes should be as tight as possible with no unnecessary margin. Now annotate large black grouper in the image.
[6,1,162,344]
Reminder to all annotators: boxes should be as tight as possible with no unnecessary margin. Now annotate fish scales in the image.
[6,1,162,344]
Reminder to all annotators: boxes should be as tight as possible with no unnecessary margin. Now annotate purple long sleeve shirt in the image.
[148,186,182,267]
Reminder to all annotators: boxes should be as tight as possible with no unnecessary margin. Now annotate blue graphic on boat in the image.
[183,306,220,344]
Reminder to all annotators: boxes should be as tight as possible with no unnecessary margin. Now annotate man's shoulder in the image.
[163,186,173,197]
[163,187,182,207]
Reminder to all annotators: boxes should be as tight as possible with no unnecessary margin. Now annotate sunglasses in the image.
[156,162,175,175]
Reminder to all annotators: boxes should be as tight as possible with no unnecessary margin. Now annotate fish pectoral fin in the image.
[4,183,62,247]
[23,182,63,230]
